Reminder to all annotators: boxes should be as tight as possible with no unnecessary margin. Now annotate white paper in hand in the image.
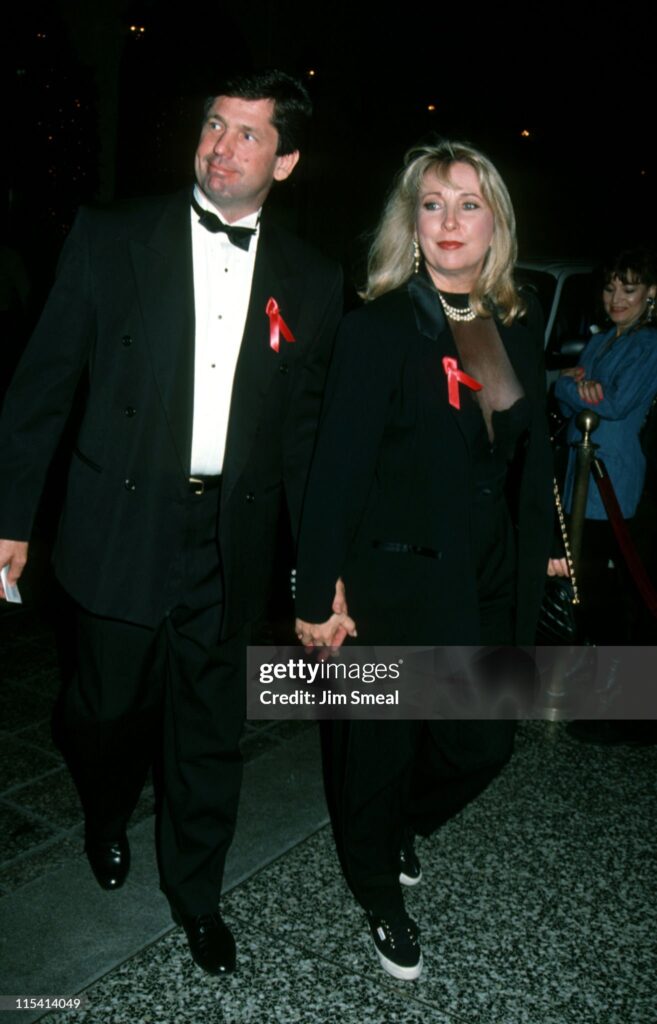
[1,564,23,603]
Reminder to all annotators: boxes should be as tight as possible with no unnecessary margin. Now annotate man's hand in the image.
[296,578,357,648]
[0,540,29,600]
[547,557,569,577]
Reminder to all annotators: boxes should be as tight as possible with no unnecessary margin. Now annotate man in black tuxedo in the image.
[0,70,342,974]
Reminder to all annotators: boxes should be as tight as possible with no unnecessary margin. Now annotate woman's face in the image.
[603,274,656,334]
[416,162,495,293]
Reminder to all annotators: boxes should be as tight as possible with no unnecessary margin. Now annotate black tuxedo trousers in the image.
[62,484,249,915]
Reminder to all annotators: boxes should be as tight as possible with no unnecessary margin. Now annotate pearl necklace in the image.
[438,292,477,322]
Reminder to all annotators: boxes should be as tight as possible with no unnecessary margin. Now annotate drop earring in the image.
[413,237,421,274]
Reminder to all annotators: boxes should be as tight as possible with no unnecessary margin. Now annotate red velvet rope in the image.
[592,458,657,620]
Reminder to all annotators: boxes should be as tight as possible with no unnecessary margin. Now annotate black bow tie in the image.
[191,195,256,251]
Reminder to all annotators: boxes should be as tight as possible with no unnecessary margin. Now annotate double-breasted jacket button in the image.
[245,492,255,503]
[124,406,136,417]
[121,335,133,347]
[278,361,289,375]
[124,478,136,491]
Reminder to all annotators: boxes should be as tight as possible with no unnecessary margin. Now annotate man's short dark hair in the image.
[204,70,312,156]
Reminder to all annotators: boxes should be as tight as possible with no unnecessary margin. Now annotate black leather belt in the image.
[372,540,440,559]
[188,474,222,495]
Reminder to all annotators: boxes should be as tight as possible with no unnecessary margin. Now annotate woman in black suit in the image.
[295,141,554,981]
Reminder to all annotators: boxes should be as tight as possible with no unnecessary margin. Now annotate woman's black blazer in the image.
[295,273,553,645]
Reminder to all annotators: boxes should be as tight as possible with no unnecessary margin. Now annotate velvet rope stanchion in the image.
[592,457,657,620]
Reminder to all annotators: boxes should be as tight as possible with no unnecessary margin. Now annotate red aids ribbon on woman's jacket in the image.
[266,297,296,353]
[442,356,482,409]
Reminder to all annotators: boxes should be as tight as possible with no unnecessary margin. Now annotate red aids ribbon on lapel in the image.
[266,297,296,353]
[442,356,482,409]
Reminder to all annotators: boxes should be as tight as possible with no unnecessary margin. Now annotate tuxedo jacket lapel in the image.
[221,218,298,508]
[128,199,311,499]
[129,192,195,475]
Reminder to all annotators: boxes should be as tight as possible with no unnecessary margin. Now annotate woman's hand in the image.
[547,557,570,577]
[560,366,586,381]
[561,366,605,403]
[295,578,357,648]
[576,378,604,404]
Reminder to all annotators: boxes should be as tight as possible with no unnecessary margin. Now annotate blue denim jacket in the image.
[555,324,657,519]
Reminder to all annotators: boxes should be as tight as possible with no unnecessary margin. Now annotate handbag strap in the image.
[553,478,580,605]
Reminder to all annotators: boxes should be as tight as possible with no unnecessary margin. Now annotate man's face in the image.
[194,96,299,223]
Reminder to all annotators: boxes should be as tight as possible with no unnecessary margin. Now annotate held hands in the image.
[295,578,358,649]
[547,557,569,577]
[0,540,29,600]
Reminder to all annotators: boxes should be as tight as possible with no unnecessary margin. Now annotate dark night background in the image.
[5,0,657,315]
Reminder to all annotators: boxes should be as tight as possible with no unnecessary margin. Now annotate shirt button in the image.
[121,335,133,347]
[245,492,255,503]
[124,406,136,417]
[124,479,136,491]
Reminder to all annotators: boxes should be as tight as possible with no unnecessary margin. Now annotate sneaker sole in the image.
[399,868,422,887]
[375,947,423,981]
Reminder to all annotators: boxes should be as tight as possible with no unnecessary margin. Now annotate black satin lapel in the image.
[129,194,194,475]
[221,220,296,507]
[407,275,471,449]
[407,272,447,340]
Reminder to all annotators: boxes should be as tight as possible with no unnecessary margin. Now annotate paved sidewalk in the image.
[1,597,656,1023]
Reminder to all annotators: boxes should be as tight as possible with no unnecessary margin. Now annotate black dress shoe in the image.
[173,910,236,975]
[85,835,130,890]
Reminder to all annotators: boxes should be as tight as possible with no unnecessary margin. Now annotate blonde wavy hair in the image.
[363,140,525,324]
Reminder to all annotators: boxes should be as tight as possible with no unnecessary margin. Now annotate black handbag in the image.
[537,576,578,642]
[536,480,581,643]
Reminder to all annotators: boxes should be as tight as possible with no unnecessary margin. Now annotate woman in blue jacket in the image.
[555,247,657,643]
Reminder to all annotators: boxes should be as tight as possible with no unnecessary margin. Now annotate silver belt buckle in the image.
[189,476,205,495]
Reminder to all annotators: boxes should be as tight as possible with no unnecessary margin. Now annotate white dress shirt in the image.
[190,185,260,475]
